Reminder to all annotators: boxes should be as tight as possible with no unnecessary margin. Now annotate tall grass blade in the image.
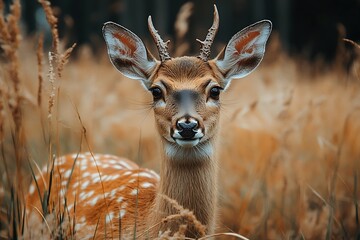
[28,160,44,205]
[92,215,101,240]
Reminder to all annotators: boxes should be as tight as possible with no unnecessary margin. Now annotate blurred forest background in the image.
[15,0,360,61]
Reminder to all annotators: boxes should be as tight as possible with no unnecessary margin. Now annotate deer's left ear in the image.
[214,20,272,89]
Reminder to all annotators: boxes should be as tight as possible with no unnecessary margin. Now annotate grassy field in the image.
[1,0,360,239]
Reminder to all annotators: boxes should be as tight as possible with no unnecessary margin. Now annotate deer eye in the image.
[209,87,222,100]
[150,87,163,101]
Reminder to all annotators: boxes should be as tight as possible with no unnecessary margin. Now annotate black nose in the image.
[176,120,198,139]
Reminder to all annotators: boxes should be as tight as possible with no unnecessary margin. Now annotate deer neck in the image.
[150,139,218,237]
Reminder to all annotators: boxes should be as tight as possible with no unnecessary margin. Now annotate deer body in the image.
[27,153,159,238]
[26,5,271,239]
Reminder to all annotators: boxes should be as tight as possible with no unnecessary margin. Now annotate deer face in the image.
[103,5,272,160]
[150,57,221,150]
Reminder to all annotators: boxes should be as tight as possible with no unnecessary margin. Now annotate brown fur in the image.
[148,149,218,238]
[157,57,214,80]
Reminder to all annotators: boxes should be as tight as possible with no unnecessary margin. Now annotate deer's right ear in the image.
[103,22,158,87]
[214,20,272,89]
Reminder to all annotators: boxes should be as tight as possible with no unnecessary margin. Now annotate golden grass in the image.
[0,0,360,239]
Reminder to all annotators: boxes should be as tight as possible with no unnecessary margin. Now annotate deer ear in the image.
[103,22,158,88]
[214,20,272,89]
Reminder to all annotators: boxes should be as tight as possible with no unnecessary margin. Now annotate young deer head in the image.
[103,6,271,165]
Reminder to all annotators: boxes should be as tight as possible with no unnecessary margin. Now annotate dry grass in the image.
[0,0,360,239]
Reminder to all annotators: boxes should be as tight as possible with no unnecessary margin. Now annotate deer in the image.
[26,5,272,239]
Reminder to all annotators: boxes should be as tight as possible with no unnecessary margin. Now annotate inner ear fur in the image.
[103,22,159,87]
[214,20,272,87]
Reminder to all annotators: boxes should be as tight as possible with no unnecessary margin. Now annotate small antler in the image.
[197,5,219,61]
[148,16,171,62]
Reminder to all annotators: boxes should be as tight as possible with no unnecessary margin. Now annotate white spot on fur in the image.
[56,157,66,165]
[92,174,101,183]
[64,169,72,178]
[108,159,117,165]
[82,172,90,178]
[75,223,85,231]
[101,175,109,181]
[113,165,124,170]
[88,195,101,206]
[29,184,35,195]
[59,189,65,199]
[110,175,120,181]
[150,170,160,180]
[110,189,118,198]
[80,190,94,201]
[61,180,68,187]
[141,182,153,188]
[119,209,126,218]
[121,202,128,209]
[119,161,134,170]
[81,180,90,190]
[80,158,88,165]
[105,212,114,224]
[130,189,139,196]
[68,204,73,211]
[134,172,155,179]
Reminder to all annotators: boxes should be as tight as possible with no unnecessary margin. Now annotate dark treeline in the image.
[21,0,360,62]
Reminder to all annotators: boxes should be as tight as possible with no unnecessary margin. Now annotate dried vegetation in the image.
[0,0,359,239]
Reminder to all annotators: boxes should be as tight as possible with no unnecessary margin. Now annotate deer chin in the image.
[174,138,201,148]
[164,140,213,163]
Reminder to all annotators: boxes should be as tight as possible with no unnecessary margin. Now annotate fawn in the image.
[26,5,272,239]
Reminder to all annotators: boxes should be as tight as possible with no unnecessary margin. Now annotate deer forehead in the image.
[153,56,219,91]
